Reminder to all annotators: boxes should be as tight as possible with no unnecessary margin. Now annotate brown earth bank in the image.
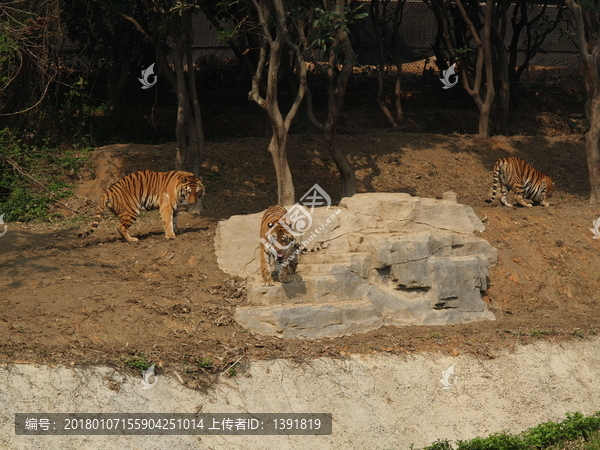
[2,132,599,390]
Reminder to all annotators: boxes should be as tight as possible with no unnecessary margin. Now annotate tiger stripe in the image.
[260,205,298,285]
[486,156,554,207]
[78,170,204,242]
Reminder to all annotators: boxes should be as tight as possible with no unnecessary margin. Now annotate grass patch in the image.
[417,412,600,450]
[530,329,551,338]
[0,128,89,222]
[123,353,153,375]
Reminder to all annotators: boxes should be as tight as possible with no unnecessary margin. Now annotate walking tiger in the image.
[259,205,299,285]
[78,170,204,243]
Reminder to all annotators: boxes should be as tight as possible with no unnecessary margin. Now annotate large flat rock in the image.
[215,193,496,338]
[234,300,383,339]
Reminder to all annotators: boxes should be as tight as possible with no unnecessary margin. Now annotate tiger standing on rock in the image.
[260,205,299,285]
[486,156,554,207]
[78,170,204,243]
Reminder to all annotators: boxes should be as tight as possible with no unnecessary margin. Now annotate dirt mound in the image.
[2,132,599,388]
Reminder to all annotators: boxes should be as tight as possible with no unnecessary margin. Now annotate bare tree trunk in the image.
[322,0,357,198]
[455,0,495,138]
[565,0,600,203]
[170,8,204,174]
[585,106,600,203]
[370,0,398,127]
[424,0,454,71]
[172,25,189,172]
[491,0,509,134]
[95,0,204,174]
[324,124,357,198]
[185,13,204,176]
[376,65,398,127]
[493,54,510,134]
[248,0,307,206]
[325,62,357,198]
[368,0,405,128]
[269,125,295,206]
[393,62,403,124]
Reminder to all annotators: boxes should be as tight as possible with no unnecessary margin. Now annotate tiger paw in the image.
[262,281,274,287]
[126,237,140,243]
[165,234,177,240]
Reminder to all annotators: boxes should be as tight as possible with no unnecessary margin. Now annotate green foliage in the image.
[0,31,19,109]
[455,433,523,450]
[0,32,18,86]
[169,1,200,16]
[309,4,368,52]
[530,329,550,338]
[422,441,454,450]
[123,354,152,374]
[0,128,88,222]
[419,412,600,450]
[198,358,213,369]
[527,413,600,447]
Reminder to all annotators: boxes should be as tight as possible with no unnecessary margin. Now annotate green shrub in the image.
[418,412,600,450]
[0,128,88,222]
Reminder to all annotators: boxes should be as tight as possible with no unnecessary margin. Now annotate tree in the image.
[564,0,600,203]
[490,0,509,134]
[247,0,307,206]
[507,0,566,92]
[427,0,566,135]
[94,0,204,175]
[0,0,62,116]
[63,0,147,111]
[200,1,264,88]
[303,1,363,198]
[424,0,453,72]
[367,0,407,128]
[424,0,496,137]
[455,0,496,138]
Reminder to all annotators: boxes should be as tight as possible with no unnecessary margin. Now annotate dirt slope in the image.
[2,132,599,389]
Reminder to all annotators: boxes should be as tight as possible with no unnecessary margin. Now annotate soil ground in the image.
[2,108,600,389]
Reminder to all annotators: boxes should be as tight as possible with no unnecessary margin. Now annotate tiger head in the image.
[177,175,205,206]
[265,219,295,261]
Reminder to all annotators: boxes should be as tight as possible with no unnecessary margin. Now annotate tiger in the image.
[78,170,204,243]
[486,156,554,207]
[259,205,299,285]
